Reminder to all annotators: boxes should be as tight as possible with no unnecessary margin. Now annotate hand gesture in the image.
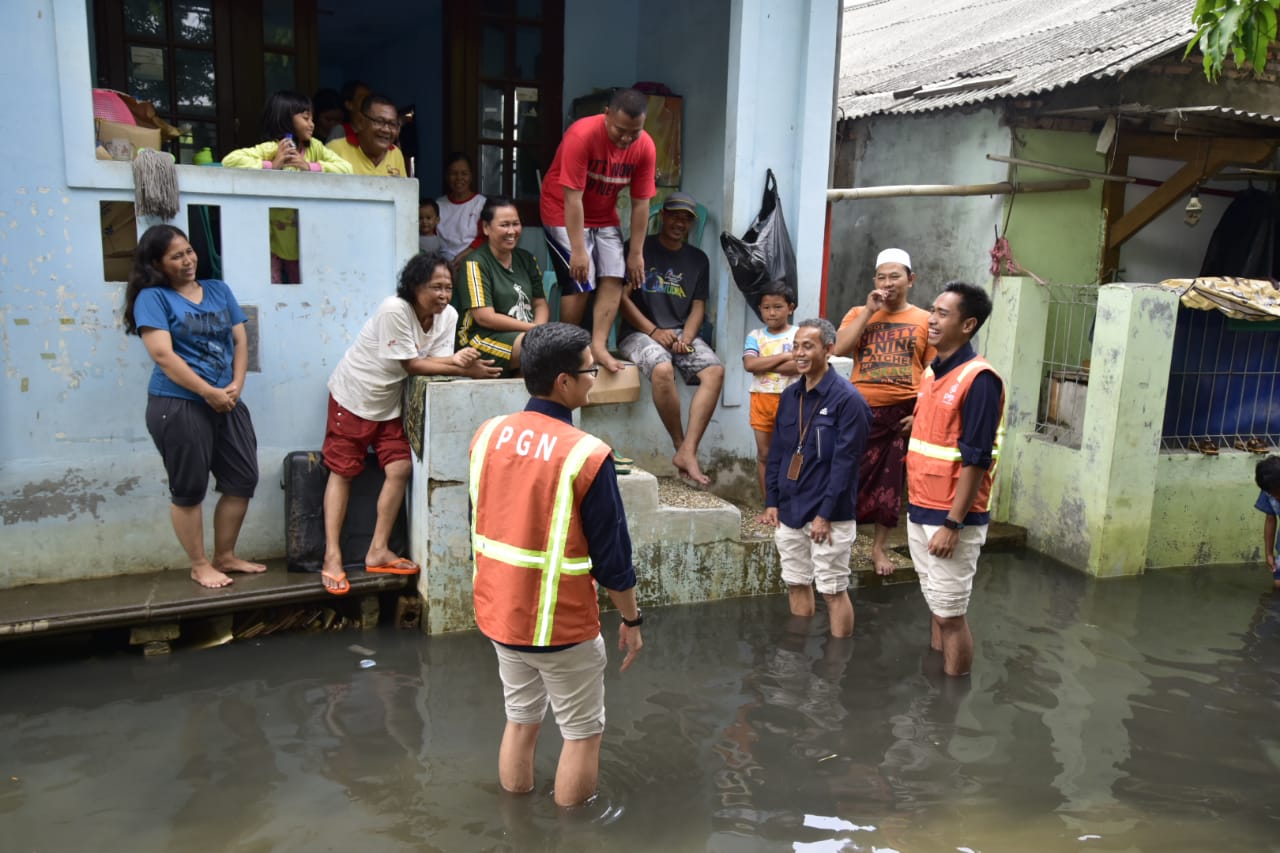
[759,507,779,527]
[618,624,643,672]
[569,248,591,284]
[649,328,679,351]
[898,414,914,436]
[626,252,645,289]
[866,288,887,311]
[223,382,241,407]
[464,358,502,379]
[810,516,831,544]
[451,347,482,368]
[203,386,236,413]
[927,526,959,559]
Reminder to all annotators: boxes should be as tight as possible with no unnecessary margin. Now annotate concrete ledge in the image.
[0,560,410,640]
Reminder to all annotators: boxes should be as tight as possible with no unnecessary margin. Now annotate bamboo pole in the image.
[827,178,1090,201]
[985,153,1135,182]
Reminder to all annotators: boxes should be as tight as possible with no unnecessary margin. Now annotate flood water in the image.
[3,552,1279,852]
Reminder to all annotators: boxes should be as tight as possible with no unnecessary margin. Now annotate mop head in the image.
[132,148,179,220]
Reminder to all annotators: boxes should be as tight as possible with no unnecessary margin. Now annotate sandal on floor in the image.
[1239,438,1271,454]
[1190,438,1219,456]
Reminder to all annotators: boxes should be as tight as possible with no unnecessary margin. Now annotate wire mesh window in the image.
[1162,306,1280,452]
[1034,284,1098,448]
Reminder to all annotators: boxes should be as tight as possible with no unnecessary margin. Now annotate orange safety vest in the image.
[469,410,611,646]
[906,355,1005,515]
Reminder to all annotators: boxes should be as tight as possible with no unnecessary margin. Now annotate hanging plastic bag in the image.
[720,169,798,321]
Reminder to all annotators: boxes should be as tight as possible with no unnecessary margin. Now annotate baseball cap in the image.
[662,192,698,216]
[876,248,912,270]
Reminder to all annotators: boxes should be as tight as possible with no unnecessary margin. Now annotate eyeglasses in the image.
[575,365,600,377]
[364,116,398,130]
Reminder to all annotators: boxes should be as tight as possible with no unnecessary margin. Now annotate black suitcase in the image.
[282,450,409,573]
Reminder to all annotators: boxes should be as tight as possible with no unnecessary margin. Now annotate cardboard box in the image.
[95,118,162,161]
[585,363,641,406]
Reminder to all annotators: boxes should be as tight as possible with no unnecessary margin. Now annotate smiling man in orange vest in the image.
[469,322,644,807]
[905,281,1004,677]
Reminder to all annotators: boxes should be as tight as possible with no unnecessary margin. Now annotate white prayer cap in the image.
[875,248,912,270]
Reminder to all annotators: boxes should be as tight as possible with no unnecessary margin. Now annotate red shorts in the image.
[322,395,412,478]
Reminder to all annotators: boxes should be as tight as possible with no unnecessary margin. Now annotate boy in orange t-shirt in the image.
[834,248,935,576]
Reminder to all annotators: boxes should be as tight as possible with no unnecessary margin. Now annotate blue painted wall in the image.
[0,0,840,585]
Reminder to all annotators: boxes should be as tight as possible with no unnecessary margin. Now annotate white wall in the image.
[1116,156,1237,283]
[828,108,1010,317]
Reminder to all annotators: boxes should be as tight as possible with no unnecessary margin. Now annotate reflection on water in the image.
[2,553,1279,851]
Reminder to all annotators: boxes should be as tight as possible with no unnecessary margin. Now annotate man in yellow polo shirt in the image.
[327,93,407,177]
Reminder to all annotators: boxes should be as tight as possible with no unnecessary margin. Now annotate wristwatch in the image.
[621,608,644,627]
[943,517,965,531]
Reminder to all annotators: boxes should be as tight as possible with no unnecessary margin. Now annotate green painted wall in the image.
[1149,454,1267,567]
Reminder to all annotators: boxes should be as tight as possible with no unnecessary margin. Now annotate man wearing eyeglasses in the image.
[327,93,407,177]
[318,253,498,596]
[469,322,643,807]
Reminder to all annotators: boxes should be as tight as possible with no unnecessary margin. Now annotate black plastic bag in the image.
[720,169,798,321]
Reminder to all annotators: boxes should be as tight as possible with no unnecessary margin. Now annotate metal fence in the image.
[1162,306,1280,453]
[1033,285,1098,448]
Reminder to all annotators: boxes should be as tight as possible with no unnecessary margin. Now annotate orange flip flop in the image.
[365,558,419,576]
[322,571,351,596]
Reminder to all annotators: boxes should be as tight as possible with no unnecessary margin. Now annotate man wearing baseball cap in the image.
[833,248,935,575]
[617,192,724,486]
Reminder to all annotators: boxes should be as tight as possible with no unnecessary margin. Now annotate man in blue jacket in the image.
[762,318,871,637]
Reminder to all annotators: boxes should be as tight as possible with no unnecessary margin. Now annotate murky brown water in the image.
[2,553,1279,852]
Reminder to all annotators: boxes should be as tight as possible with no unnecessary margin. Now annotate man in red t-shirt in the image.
[542,88,657,373]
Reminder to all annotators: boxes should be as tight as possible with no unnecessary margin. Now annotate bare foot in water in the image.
[215,555,267,574]
[673,450,711,486]
[191,561,233,589]
[872,546,896,576]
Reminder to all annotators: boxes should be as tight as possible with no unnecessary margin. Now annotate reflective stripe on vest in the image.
[908,359,1003,463]
[469,415,602,646]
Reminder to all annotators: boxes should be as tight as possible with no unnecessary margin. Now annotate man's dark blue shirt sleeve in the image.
[957,371,1003,468]
[581,456,637,591]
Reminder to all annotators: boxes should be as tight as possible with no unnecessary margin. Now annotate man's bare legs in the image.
[872,523,896,575]
[673,364,722,486]
[591,278,625,372]
[497,721,603,807]
[172,503,232,588]
[788,583,815,617]
[499,720,541,794]
[931,613,973,676]
[824,591,854,637]
[554,734,603,807]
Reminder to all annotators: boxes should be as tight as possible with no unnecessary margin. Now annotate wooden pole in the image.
[827,179,1090,201]
[986,153,1135,183]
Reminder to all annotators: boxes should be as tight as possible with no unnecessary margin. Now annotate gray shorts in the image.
[491,635,607,740]
[545,225,626,294]
[618,331,722,384]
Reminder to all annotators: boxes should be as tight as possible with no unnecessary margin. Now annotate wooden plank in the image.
[1100,150,1130,280]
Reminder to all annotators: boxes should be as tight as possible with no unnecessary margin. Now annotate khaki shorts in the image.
[491,634,607,740]
[775,519,857,594]
[906,522,988,617]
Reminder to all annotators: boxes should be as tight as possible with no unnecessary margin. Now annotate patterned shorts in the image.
[618,331,722,385]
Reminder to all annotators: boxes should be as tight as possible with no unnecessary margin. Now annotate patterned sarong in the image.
[855,399,915,527]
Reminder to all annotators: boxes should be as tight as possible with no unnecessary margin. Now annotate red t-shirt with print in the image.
[540,114,657,228]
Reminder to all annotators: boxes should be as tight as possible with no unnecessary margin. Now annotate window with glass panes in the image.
[449,0,563,222]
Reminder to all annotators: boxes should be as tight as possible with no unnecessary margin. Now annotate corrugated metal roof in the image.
[839,0,1196,118]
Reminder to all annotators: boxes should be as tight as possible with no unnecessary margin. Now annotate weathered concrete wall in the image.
[0,1,418,586]
[991,279,1181,576]
[1002,129,1106,287]
[408,378,778,635]
[828,108,1010,317]
[1148,453,1268,567]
